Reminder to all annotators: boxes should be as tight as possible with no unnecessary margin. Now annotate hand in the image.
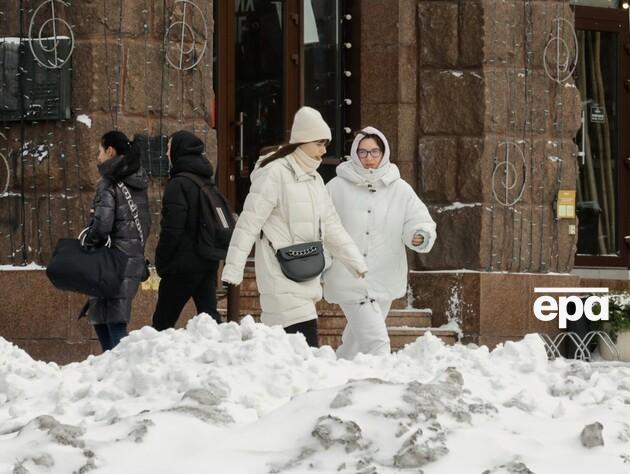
[357,271,367,279]
[412,233,425,247]
[221,265,243,286]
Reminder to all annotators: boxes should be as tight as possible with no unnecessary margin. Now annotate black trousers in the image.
[285,319,319,347]
[152,270,220,330]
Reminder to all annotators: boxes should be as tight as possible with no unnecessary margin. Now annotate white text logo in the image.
[533,287,609,329]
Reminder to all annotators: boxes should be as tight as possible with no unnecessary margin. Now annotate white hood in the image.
[349,126,391,169]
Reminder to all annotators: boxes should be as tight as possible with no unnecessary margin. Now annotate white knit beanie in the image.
[289,106,332,144]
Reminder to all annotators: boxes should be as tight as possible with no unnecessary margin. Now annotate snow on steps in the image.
[217,274,457,351]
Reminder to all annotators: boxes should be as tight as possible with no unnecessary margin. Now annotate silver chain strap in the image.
[286,246,318,258]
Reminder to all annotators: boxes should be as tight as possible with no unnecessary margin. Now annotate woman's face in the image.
[97,144,115,164]
[299,140,327,161]
[357,138,383,169]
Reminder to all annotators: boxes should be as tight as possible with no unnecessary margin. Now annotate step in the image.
[218,307,431,327]
[219,288,414,314]
[214,311,454,352]
[317,297,409,312]
[387,327,458,342]
[217,294,261,311]
[219,310,432,325]
[223,298,415,312]
[318,309,432,330]
[217,308,261,320]
[319,327,457,352]
[231,273,410,310]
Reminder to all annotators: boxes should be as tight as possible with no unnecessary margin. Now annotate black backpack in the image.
[178,172,236,260]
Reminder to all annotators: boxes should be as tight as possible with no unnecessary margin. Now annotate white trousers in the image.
[336,299,392,359]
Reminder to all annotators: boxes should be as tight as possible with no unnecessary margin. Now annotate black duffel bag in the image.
[46,230,127,298]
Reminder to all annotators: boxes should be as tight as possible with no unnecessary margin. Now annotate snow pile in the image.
[76,115,92,128]
[0,263,46,271]
[2,315,630,473]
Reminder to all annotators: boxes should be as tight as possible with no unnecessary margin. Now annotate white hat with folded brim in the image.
[289,106,332,144]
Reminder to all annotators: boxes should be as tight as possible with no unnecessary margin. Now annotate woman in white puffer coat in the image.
[322,126,437,359]
[221,107,367,347]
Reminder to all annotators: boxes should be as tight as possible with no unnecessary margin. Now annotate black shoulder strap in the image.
[116,181,145,245]
[177,172,233,230]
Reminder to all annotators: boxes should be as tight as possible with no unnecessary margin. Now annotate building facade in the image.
[0,0,628,362]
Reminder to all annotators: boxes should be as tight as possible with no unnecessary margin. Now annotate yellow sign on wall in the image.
[557,190,576,219]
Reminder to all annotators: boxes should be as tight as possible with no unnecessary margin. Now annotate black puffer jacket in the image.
[86,154,151,324]
[155,131,217,276]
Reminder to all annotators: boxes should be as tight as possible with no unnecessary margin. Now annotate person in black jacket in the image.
[152,130,221,330]
[85,131,151,351]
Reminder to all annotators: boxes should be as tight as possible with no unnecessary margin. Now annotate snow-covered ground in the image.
[1,315,630,474]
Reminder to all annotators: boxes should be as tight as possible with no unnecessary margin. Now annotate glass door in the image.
[215,1,356,208]
[214,0,301,212]
[234,0,286,209]
[303,0,358,182]
[574,6,630,266]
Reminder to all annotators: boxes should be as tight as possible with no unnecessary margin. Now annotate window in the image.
[574,6,630,266]
[0,38,71,121]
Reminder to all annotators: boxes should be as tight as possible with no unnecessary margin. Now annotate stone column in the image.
[360,0,419,185]
[415,0,581,274]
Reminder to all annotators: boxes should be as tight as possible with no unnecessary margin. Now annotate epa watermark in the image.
[533,287,609,329]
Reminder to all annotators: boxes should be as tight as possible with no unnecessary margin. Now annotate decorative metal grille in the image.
[164,0,208,71]
[28,0,75,69]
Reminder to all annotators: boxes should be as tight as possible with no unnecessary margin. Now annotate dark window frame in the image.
[574,5,630,268]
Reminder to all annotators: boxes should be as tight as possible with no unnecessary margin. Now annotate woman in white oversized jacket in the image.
[323,126,437,359]
[221,107,367,347]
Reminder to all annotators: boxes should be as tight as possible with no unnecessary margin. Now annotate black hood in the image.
[98,153,142,183]
[170,154,214,180]
[170,130,205,162]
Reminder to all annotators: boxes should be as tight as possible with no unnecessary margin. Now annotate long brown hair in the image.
[259,143,302,167]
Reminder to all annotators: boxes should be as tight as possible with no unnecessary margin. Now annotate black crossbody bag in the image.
[263,220,325,283]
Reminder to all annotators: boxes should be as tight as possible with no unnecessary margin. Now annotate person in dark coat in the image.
[84,131,151,351]
[152,130,221,330]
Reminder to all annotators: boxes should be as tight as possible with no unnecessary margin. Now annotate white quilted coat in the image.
[222,150,368,328]
[322,130,437,304]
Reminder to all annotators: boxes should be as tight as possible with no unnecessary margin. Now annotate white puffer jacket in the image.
[222,150,368,328]
[322,128,437,304]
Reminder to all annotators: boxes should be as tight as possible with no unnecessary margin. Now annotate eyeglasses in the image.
[357,148,383,159]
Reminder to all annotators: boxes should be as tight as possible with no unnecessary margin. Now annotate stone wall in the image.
[410,271,579,347]
[359,0,419,186]
[360,0,581,273]
[0,0,215,265]
[421,0,581,273]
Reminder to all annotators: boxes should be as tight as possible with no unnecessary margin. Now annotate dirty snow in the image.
[1,315,630,473]
[0,263,46,271]
[76,115,92,128]
[436,202,482,214]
